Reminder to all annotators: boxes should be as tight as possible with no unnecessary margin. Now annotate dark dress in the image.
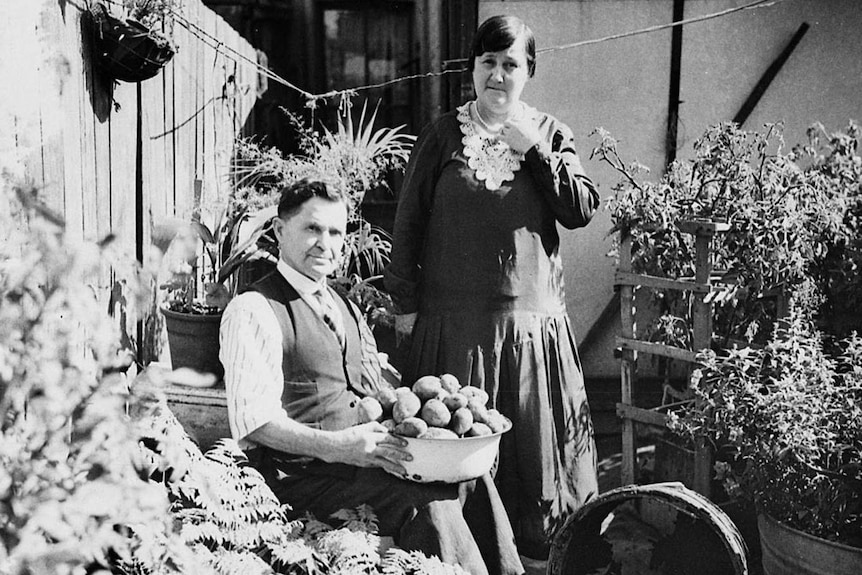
[384,103,601,558]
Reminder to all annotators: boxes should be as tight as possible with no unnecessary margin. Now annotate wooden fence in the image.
[3,0,261,361]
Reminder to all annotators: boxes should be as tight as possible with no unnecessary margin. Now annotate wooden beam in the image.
[733,22,809,126]
[665,0,685,168]
[616,403,670,428]
[614,271,711,294]
[616,337,699,364]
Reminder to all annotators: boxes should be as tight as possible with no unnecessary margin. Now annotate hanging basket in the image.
[90,4,176,83]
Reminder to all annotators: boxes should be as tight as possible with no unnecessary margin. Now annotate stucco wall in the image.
[479,0,862,378]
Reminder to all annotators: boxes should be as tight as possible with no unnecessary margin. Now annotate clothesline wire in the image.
[154,0,788,107]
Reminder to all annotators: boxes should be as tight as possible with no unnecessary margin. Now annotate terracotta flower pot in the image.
[161,307,223,379]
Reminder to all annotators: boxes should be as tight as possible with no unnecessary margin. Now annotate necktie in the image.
[314,287,346,351]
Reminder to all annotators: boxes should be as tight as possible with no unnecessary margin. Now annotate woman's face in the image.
[472,36,530,116]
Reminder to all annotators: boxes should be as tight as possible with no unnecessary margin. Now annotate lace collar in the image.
[457,101,537,190]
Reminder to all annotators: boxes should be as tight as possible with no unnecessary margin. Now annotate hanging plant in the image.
[88,0,180,83]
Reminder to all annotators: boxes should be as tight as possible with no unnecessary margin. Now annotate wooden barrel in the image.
[547,482,748,575]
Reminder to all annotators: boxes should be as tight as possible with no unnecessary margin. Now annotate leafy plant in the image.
[133,408,469,574]
[0,178,184,574]
[668,294,862,547]
[232,100,415,329]
[595,121,862,348]
[156,197,275,315]
[122,0,182,41]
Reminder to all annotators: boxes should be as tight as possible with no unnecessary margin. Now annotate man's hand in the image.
[333,422,412,476]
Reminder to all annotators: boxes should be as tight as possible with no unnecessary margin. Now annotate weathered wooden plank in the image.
[172,0,195,217]
[677,219,731,236]
[109,81,139,261]
[59,6,85,242]
[614,271,711,294]
[141,67,170,243]
[200,7,218,211]
[615,403,669,428]
[616,337,699,364]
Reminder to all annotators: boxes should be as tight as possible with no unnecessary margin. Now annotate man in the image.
[220,178,524,575]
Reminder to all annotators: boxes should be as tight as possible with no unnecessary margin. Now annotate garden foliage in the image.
[596,121,862,346]
[595,120,862,547]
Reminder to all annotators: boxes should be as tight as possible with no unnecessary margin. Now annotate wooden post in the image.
[619,231,637,485]
[691,228,714,497]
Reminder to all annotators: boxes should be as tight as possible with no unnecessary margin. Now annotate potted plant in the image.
[155,195,275,380]
[667,290,862,574]
[89,0,181,83]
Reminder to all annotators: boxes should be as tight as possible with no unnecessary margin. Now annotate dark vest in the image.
[247,271,363,432]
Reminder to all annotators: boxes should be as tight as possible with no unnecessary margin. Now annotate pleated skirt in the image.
[401,309,599,558]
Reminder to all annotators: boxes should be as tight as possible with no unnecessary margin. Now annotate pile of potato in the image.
[358,374,511,439]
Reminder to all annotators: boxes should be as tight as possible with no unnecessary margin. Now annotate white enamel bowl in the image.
[391,419,512,483]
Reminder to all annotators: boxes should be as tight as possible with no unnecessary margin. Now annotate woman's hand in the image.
[499,116,541,155]
[395,313,418,345]
[332,422,411,476]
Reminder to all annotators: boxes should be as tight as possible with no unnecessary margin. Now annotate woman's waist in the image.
[418,290,566,315]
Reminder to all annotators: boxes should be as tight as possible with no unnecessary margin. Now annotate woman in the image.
[383,15,600,559]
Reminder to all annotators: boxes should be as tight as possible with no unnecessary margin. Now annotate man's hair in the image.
[276,177,351,219]
[468,15,536,78]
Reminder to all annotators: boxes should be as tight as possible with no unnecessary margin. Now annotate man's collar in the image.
[276,259,326,295]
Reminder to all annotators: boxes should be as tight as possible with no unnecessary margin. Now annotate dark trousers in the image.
[250,452,524,575]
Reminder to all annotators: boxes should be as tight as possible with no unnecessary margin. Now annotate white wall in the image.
[480,0,862,378]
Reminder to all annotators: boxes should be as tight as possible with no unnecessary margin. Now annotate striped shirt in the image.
[220,260,383,448]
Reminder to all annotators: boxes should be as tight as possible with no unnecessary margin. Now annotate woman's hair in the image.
[468,15,536,78]
[277,177,351,219]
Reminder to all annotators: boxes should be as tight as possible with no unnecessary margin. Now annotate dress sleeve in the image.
[524,117,601,229]
[383,121,444,314]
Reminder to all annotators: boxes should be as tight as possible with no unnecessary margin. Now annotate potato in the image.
[392,391,422,423]
[460,385,490,405]
[380,418,397,432]
[442,392,468,412]
[466,422,493,437]
[439,373,461,394]
[374,388,398,415]
[467,397,490,424]
[412,375,443,401]
[420,398,451,428]
[449,406,474,436]
[420,427,459,439]
[486,409,508,433]
[357,396,383,423]
[393,417,428,438]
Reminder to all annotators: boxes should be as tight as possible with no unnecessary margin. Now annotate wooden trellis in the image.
[615,219,730,496]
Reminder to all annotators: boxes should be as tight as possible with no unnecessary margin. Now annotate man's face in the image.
[274,196,348,281]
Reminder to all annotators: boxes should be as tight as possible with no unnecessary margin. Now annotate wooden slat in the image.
[677,219,731,236]
[60,6,84,242]
[173,0,196,217]
[109,81,139,261]
[618,232,637,486]
[616,336,699,363]
[616,403,669,428]
[34,0,65,213]
[614,271,710,294]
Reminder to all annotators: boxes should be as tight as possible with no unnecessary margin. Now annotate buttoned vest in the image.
[247,271,363,431]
